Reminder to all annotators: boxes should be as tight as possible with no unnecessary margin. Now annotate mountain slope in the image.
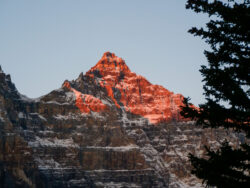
[0,54,244,188]
[79,52,186,124]
[0,66,47,187]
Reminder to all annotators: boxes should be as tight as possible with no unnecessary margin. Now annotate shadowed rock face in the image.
[0,68,47,188]
[0,54,244,188]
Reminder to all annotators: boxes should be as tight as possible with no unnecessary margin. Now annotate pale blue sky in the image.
[0,0,208,105]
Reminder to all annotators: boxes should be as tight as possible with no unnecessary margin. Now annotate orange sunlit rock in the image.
[86,52,192,124]
[63,81,106,113]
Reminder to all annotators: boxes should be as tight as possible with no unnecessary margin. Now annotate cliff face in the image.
[0,55,243,188]
[0,66,46,188]
[86,52,185,124]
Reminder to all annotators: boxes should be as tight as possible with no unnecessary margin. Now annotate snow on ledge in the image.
[84,144,139,151]
[29,136,79,148]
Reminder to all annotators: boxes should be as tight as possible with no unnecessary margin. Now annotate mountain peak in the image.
[101,51,122,61]
[0,65,3,74]
[87,52,130,77]
[102,51,116,58]
[84,52,188,124]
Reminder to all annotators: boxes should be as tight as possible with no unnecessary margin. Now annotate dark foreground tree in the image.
[181,0,250,187]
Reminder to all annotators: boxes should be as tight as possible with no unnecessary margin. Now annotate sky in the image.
[0,0,209,106]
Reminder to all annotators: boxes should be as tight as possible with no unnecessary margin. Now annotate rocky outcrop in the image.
[63,81,106,113]
[86,52,187,124]
[0,67,46,188]
[0,54,245,187]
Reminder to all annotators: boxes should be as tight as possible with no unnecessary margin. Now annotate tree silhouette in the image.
[181,0,250,187]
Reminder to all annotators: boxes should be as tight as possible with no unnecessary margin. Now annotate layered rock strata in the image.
[0,55,244,188]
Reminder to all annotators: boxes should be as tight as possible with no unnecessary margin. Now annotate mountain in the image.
[0,54,243,188]
[67,52,186,124]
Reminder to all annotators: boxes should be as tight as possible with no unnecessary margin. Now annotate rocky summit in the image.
[85,52,187,124]
[0,54,244,187]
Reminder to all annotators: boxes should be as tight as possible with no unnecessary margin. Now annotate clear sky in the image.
[0,0,209,106]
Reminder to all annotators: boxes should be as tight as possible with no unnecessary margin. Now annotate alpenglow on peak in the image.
[66,52,191,124]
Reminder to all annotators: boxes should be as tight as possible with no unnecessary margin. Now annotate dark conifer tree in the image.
[181,0,250,187]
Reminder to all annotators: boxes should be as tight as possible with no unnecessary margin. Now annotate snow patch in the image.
[68,178,86,185]
[35,158,61,169]
[18,112,26,119]
[29,113,47,121]
[53,113,87,120]
[29,136,79,148]
[91,112,106,120]
[95,181,141,188]
[85,144,139,151]
[45,101,70,105]
[100,98,112,106]
[65,91,75,102]
[120,108,148,128]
